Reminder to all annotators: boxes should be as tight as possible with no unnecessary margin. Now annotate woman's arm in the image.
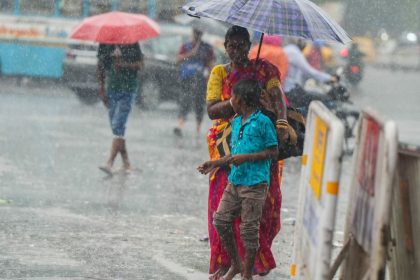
[207,100,235,120]
[268,86,287,120]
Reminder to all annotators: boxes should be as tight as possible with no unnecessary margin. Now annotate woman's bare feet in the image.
[221,264,242,280]
[209,267,228,280]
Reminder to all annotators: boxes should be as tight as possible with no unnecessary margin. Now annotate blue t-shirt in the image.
[228,110,278,186]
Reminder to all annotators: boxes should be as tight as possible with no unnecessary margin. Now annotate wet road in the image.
[0,67,419,279]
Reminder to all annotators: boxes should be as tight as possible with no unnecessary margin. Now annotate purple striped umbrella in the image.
[183,0,351,46]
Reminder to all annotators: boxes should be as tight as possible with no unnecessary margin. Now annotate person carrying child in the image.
[198,79,279,280]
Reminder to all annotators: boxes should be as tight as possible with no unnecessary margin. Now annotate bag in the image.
[216,123,232,158]
[263,107,306,160]
[277,107,305,160]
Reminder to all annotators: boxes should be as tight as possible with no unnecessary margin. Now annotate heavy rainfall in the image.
[0,0,420,280]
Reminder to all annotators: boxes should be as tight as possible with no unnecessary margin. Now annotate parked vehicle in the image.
[62,23,227,107]
[288,69,360,153]
[0,0,163,79]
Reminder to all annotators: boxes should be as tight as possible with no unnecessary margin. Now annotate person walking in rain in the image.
[97,43,143,175]
[173,27,215,137]
[199,79,279,280]
[204,25,287,279]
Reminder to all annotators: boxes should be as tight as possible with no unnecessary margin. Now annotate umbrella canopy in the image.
[69,11,160,44]
[182,0,351,44]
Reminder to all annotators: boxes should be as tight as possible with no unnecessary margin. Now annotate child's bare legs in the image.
[213,184,243,280]
[214,223,242,280]
[243,248,257,279]
[239,184,268,279]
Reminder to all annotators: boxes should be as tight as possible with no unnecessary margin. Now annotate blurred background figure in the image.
[303,40,335,73]
[283,38,336,108]
[344,42,365,86]
[303,39,324,71]
[174,28,215,138]
[97,43,144,175]
[249,34,288,84]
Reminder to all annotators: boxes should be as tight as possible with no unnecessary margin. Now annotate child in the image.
[198,79,279,280]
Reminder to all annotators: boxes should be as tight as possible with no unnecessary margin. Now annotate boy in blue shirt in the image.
[198,79,278,280]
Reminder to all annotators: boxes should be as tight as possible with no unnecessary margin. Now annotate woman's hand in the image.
[276,126,289,142]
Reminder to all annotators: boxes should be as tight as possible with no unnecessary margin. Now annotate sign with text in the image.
[342,109,398,280]
[0,14,78,43]
[310,117,329,199]
[292,101,344,280]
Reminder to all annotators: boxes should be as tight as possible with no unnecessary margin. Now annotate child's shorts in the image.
[107,90,136,137]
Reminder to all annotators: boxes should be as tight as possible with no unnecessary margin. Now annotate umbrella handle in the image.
[253,33,264,77]
[256,32,264,63]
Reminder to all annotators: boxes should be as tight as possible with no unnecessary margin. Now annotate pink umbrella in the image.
[69,11,160,44]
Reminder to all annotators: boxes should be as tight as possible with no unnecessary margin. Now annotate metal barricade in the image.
[388,143,420,279]
[340,109,398,280]
[291,101,345,280]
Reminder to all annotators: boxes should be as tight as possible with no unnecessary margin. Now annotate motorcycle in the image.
[341,43,365,86]
[286,69,360,154]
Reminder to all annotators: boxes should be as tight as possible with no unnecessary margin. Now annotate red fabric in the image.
[70,11,160,44]
[206,59,283,275]
[221,59,280,101]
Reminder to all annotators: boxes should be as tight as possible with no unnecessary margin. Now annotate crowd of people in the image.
[95,24,336,279]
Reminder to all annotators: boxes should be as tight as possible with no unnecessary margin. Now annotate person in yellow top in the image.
[205,25,288,279]
[249,34,288,84]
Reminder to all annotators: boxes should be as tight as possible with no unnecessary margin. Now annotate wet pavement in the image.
[0,67,419,279]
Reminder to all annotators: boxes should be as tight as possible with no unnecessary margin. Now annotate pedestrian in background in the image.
[303,40,325,71]
[97,43,143,175]
[283,38,335,110]
[249,35,288,84]
[174,27,215,138]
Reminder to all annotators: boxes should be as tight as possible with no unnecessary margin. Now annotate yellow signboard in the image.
[310,117,329,199]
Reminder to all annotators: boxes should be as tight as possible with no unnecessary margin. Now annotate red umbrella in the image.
[69,11,160,44]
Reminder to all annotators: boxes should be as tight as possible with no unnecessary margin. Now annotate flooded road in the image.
[0,66,419,279]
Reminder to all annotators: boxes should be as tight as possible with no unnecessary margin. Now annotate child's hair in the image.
[232,79,262,108]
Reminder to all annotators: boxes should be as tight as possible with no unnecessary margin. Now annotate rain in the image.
[1,1,420,279]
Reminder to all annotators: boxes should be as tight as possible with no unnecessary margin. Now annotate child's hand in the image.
[229,154,249,166]
[197,161,216,175]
